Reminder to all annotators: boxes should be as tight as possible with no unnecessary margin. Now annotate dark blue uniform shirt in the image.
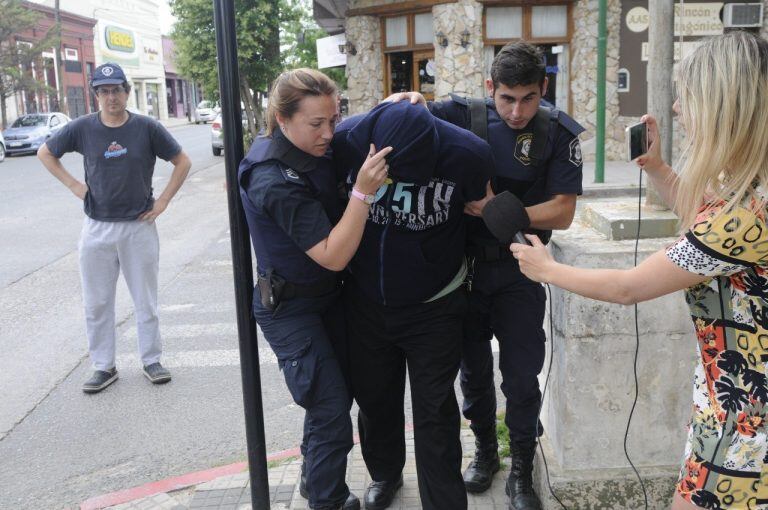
[429,98,584,245]
[238,130,344,286]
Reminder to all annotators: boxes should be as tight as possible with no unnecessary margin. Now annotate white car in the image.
[0,130,5,162]
[211,112,249,156]
[195,100,219,124]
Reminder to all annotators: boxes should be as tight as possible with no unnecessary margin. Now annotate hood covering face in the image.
[346,101,439,185]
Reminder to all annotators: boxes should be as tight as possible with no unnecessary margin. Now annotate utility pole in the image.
[646,0,674,208]
[594,0,607,183]
[54,0,66,114]
[212,0,270,508]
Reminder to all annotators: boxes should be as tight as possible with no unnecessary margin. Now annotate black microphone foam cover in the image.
[481,191,531,245]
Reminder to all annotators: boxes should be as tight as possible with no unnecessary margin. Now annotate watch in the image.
[351,187,375,205]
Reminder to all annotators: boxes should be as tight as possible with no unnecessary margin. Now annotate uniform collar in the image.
[267,129,318,174]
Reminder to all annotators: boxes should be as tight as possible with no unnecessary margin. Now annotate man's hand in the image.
[138,198,169,222]
[383,92,427,106]
[69,181,88,200]
[464,182,495,216]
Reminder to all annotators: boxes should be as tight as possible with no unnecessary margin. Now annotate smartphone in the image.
[625,122,648,162]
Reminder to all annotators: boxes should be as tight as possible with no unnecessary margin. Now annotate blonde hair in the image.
[674,31,768,229]
[265,68,338,136]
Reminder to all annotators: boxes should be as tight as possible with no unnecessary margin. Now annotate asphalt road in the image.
[0,123,312,509]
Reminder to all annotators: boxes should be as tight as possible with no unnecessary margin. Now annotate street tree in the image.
[170,0,280,136]
[0,0,59,129]
[281,0,346,89]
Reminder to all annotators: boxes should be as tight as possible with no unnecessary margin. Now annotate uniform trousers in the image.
[461,258,546,442]
[78,217,162,371]
[253,291,353,510]
[346,281,468,510]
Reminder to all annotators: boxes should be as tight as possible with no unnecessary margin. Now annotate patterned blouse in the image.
[666,199,768,510]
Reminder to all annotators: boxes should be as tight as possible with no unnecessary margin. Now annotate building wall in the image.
[433,0,485,98]
[345,15,385,114]
[28,0,169,120]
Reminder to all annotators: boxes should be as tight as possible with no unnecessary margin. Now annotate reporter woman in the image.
[238,69,390,510]
[512,32,768,510]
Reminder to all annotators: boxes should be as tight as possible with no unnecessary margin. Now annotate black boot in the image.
[463,428,500,493]
[300,461,361,510]
[505,440,542,510]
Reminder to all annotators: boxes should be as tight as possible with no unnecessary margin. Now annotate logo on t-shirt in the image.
[365,178,456,231]
[104,141,128,159]
[514,133,533,166]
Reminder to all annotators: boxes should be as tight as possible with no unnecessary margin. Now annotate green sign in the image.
[105,26,135,53]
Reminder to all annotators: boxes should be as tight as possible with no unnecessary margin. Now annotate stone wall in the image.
[433,0,485,98]
[571,0,623,161]
[345,15,385,115]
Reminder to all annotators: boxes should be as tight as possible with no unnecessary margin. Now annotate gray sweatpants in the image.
[78,217,162,371]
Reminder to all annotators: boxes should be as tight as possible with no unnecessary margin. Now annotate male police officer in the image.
[390,41,584,510]
[38,63,191,393]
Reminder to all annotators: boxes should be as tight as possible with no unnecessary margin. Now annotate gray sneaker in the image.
[82,368,118,393]
[143,362,172,384]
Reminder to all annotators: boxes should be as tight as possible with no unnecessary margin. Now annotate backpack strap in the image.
[527,106,559,165]
[467,97,489,142]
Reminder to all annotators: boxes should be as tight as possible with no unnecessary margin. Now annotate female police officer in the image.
[237,68,391,510]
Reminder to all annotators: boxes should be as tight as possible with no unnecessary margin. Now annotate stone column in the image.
[571,0,623,161]
[534,207,697,509]
[345,15,385,115]
[433,0,484,98]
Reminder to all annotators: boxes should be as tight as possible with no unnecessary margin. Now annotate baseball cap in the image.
[91,63,127,87]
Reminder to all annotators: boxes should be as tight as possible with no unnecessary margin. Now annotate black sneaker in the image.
[142,362,172,384]
[82,368,118,393]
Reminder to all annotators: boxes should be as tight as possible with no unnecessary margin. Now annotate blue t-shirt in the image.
[46,112,181,221]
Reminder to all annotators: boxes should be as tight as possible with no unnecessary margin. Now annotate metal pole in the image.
[212,1,270,508]
[646,0,674,209]
[594,0,607,183]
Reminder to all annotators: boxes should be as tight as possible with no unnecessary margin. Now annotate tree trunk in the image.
[0,91,7,129]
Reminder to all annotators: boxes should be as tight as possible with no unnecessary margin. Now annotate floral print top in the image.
[666,198,768,510]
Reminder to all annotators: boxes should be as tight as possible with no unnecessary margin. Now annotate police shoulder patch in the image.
[568,138,583,167]
[280,167,304,185]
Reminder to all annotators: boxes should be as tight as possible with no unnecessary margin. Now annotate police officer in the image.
[332,101,493,510]
[238,69,391,510]
[389,42,584,510]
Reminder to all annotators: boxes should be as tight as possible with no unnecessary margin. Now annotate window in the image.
[484,4,571,44]
[64,47,79,61]
[382,12,434,51]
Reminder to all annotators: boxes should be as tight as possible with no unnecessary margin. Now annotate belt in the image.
[466,244,514,262]
[280,275,340,299]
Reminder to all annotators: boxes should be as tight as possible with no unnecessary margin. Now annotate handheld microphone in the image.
[481,191,532,246]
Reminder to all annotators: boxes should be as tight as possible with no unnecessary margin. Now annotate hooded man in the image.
[331,101,493,510]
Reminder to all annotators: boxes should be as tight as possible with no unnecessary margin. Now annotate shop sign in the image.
[105,26,135,53]
[143,39,161,65]
[625,2,723,36]
[316,34,346,69]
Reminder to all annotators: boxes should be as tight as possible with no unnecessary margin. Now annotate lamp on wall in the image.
[338,41,357,56]
[435,31,448,48]
[459,29,471,48]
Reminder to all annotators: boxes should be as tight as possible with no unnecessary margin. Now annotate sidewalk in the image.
[83,429,511,510]
[160,117,196,130]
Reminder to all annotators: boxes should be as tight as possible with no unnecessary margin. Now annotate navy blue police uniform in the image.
[429,96,584,448]
[332,102,493,510]
[238,130,354,510]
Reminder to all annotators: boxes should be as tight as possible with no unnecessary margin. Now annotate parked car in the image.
[211,112,249,156]
[2,113,71,156]
[194,100,219,124]
[0,130,5,163]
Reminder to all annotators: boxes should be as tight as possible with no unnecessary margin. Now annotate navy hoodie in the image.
[333,102,493,306]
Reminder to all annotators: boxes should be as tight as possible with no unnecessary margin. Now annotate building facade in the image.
[163,35,199,120]
[29,0,170,120]
[317,0,768,159]
[4,2,97,123]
